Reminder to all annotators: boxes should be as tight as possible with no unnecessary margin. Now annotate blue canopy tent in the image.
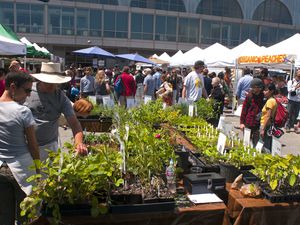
[73,46,115,67]
[116,53,155,64]
[73,46,115,58]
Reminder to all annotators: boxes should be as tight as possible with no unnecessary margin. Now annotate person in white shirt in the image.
[182,60,208,102]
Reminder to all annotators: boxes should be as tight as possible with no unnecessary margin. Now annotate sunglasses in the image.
[21,87,32,94]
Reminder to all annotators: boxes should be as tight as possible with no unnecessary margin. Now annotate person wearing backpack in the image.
[114,66,136,108]
[240,78,264,147]
[260,83,278,153]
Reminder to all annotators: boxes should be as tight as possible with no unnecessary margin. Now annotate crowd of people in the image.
[0,58,298,224]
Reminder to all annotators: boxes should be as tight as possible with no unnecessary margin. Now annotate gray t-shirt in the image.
[143,75,155,98]
[184,71,205,102]
[80,75,95,93]
[0,101,35,158]
[24,82,75,146]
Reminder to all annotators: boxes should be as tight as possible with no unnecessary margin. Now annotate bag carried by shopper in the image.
[274,99,288,128]
[114,76,124,95]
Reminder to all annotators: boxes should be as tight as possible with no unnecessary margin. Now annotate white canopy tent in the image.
[0,35,26,55]
[204,43,235,68]
[169,50,184,66]
[231,39,266,59]
[266,33,300,67]
[181,46,204,66]
[158,52,171,62]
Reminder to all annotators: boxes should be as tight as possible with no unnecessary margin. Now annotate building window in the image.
[61,0,118,5]
[77,8,101,37]
[178,18,199,43]
[16,4,44,34]
[260,26,278,46]
[221,22,240,47]
[104,11,128,38]
[62,8,74,35]
[16,4,30,33]
[0,2,14,30]
[201,20,220,45]
[155,15,177,42]
[77,9,89,36]
[131,13,153,40]
[48,7,61,35]
[31,5,44,34]
[130,0,185,12]
[253,0,292,25]
[277,28,296,42]
[90,10,101,37]
[197,0,243,19]
[241,24,259,44]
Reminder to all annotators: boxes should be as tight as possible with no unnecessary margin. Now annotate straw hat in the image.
[31,62,71,84]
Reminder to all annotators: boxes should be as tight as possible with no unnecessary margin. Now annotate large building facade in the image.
[1,0,300,64]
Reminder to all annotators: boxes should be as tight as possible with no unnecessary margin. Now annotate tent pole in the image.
[23,56,26,70]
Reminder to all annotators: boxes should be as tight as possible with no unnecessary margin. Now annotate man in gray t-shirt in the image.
[25,62,87,160]
[143,68,155,100]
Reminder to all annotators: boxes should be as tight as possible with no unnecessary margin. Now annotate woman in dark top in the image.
[94,70,110,105]
[209,77,225,127]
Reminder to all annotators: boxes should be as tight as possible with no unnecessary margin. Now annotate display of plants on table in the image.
[20,99,300,224]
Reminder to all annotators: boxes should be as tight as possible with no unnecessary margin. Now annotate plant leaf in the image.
[289,174,297,186]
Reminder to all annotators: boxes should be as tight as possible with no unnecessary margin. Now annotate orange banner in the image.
[238,54,287,64]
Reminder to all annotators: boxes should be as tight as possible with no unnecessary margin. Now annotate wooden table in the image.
[32,203,230,225]
[227,185,300,225]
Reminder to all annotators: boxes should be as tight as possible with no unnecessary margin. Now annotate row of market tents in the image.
[0,24,51,58]
[155,34,300,69]
[73,33,300,70]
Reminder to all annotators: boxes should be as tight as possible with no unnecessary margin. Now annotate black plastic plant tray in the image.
[42,204,92,217]
[189,153,220,173]
[262,187,300,203]
[110,199,176,214]
[241,171,261,184]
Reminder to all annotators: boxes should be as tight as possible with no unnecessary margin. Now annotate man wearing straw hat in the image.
[24,62,87,160]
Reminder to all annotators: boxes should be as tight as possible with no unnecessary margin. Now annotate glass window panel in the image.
[221,22,240,47]
[253,0,292,25]
[277,28,295,42]
[143,14,153,34]
[179,18,198,43]
[116,12,128,38]
[197,0,242,19]
[201,20,220,45]
[130,0,185,12]
[166,17,177,41]
[49,6,61,34]
[0,2,14,29]
[104,10,115,37]
[99,0,118,5]
[260,26,278,46]
[155,16,165,34]
[77,9,89,36]
[90,10,101,36]
[188,18,199,43]
[241,24,259,43]
[178,18,189,42]
[62,7,74,35]
[131,13,142,33]
[31,5,44,34]
[16,4,30,33]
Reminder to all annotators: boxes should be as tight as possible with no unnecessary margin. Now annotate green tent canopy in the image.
[0,24,26,55]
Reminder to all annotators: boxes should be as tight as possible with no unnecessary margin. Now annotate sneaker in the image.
[285,127,291,133]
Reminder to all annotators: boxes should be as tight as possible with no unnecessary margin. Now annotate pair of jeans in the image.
[286,99,300,129]
[0,164,26,225]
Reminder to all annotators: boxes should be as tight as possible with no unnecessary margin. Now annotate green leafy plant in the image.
[20,145,123,224]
